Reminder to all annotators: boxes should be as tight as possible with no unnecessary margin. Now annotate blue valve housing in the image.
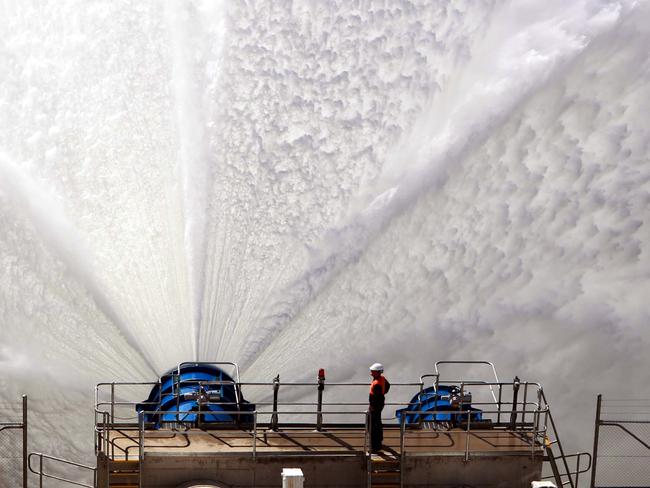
[136,363,255,428]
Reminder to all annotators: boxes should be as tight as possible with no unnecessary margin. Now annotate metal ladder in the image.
[367,452,401,488]
[106,458,140,488]
[540,390,592,488]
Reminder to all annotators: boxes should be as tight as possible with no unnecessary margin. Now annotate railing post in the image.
[418,380,424,429]
[536,387,542,431]
[497,384,502,425]
[23,395,28,488]
[316,369,325,431]
[271,375,280,431]
[533,387,543,458]
[138,411,144,464]
[400,414,406,488]
[464,410,471,462]
[173,371,181,424]
[39,454,43,488]
[590,394,602,488]
[110,383,115,424]
[364,410,369,454]
[253,411,257,461]
[522,382,528,427]
[509,376,520,429]
[104,413,110,457]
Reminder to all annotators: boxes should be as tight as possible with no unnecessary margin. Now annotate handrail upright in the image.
[522,383,528,427]
[363,410,369,454]
[497,384,503,424]
[94,385,99,422]
[174,371,180,424]
[464,410,471,462]
[541,390,575,488]
[399,414,406,488]
[138,411,144,462]
[110,383,115,425]
[253,411,257,461]
[365,410,371,488]
[102,412,108,457]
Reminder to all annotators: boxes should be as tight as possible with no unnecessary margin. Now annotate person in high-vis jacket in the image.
[368,362,390,452]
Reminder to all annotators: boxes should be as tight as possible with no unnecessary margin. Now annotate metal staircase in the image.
[367,452,401,488]
[107,459,139,488]
[539,390,592,488]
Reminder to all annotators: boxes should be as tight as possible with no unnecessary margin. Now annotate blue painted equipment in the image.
[396,384,483,426]
[136,363,254,428]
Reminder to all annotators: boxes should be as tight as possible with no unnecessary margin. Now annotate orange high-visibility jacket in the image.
[369,376,390,411]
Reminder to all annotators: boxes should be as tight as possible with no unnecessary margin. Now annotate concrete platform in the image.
[108,426,540,457]
[99,425,543,487]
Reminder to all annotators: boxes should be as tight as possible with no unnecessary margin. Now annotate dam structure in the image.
[1,1,649,486]
[55,360,585,488]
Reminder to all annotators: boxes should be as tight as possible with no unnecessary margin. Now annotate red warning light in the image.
[318,368,325,380]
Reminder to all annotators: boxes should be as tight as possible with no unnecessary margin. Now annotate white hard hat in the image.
[369,363,384,372]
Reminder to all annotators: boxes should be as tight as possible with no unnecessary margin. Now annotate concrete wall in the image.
[142,454,366,488]
[138,452,542,488]
[403,454,543,487]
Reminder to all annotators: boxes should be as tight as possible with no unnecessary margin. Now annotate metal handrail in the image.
[435,360,500,382]
[399,414,406,488]
[96,369,552,488]
[177,361,241,383]
[435,361,500,404]
[95,380,426,407]
[97,398,544,429]
[539,389,576,488]
[96,378,539,434]
[118,403,551,488]
[96,396,545,433]
[174,362,242,416]
[101,399,531,408]
[28,452,96,488]
[132,406,547,448]
[543,451,592,487]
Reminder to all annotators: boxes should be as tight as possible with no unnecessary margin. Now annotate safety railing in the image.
[95,379,550,447]
[28,452,96,488]
[130,402,548,455]
[543,451,592,487]
[94,367,564,488]
[136,409,374,463]
[131,404,547,488]
[538,388,589,488]
[95,378,427,434]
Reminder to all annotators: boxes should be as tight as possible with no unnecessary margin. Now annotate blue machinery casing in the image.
[395,361,502,426]
[395,384,483,425]
[136,363,255,428]
[136,360,488,429]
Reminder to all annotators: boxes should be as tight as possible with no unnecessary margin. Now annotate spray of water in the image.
[0,152,157,374]
[0,1,649,481]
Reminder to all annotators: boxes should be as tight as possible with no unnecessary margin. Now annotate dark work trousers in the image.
[370,409,383,450]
